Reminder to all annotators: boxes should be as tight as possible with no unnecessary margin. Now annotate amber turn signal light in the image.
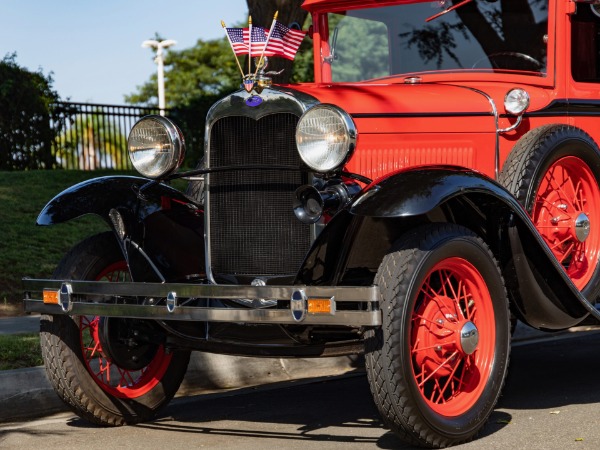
[307,298,333,315]
[43,289,59,305]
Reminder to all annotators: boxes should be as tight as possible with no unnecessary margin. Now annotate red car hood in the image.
[289,82,494,116]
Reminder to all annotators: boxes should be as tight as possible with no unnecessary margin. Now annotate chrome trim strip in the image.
[24,279,379,302]
[203,86,320,283]
[457,86,501,180]
[498,114,523,134]
[23,299,381,326]
[351,112,491,118]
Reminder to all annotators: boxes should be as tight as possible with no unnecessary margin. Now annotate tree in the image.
[125,1,310,165]
[55,111,128,170]
[126,1,310,108]
[126,36,241,108]
[0,53,62,170]
[328,14,388,82]
[246,0,309,84]
[125,36,244,166]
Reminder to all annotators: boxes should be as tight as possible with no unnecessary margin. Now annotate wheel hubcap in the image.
[459,321,479,355]
[574,212,591,242]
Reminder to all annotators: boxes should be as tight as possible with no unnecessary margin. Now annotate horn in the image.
[293,185,324,224]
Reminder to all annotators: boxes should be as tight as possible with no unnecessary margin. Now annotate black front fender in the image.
[349,165,514,218]
[38,176,205,282]
[300,166,598,330]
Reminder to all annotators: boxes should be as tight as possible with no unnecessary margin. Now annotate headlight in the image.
[504,88,530,115]
[127,115,185,179]
[295,104,357,172]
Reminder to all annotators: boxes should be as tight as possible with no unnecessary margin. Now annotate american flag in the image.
[225,27,250,55]
[225,21,306,60]
[247,26,269,56]
[263,21,306,60]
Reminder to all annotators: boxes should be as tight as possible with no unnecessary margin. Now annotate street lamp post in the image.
[141,39,177,116]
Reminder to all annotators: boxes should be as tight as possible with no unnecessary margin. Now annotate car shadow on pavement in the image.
[499,331,600,411]
[65,373,420,448]
[61,332,600,448]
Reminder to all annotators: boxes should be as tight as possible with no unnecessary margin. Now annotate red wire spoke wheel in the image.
[40,232,190,425]
[500,125,600,297]
[78,261,173,399]
[365,224,510,448]
[410,257,495,416]
[531,156,600,290]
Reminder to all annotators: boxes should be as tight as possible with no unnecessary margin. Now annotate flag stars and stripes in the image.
[225,21,306,60]
[225,27,248,54]
[264,21,306,60]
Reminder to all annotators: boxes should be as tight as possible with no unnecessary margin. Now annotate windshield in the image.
[327,0,549,82]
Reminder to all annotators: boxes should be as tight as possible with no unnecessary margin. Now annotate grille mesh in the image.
[208,114,311,276]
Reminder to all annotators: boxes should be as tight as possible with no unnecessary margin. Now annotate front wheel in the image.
[365,224,510,448]
[40,232,190,426]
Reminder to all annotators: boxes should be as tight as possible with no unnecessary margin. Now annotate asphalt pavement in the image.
[0,314,361,423]
[0,314,40,335]
[0,313,597,426]
[3,330,600,449]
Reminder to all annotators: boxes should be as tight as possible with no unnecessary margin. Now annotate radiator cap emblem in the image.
[246,95,263,107]
[243,77,255,93]
[291,289,307,322]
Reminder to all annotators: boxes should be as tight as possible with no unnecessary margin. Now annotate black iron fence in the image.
[51,102,165,170]
[1,99,210,171]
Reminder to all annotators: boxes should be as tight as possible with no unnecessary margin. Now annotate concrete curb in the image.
[0,366,64,421]
[0,352,361,423]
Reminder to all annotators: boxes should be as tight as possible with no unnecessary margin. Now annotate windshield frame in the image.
[310,0,556,87]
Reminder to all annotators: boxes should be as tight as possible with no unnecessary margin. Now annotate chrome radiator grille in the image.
[208,114,311,276]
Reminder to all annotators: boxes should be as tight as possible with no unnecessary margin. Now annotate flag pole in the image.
[248,16,252,76]
[221,20,246,78]
[253,11,278,78]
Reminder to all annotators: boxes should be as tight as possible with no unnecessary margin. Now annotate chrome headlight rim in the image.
[504,88,530,116]
[295,104,357,173]
[127,115,185,179]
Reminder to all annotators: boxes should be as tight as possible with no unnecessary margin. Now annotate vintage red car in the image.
[23,0,600,447]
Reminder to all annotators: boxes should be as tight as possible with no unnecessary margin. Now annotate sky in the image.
[0,0,247,105]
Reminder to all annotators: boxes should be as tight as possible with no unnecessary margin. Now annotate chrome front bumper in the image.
[23,279,381,327]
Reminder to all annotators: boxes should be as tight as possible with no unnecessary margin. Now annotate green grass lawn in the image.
[0,170,134,315]
[0,169,191,368]
[0,334,43,370]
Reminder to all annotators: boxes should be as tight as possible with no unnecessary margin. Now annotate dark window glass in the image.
[328,0,548,81]
[572,4,600,83]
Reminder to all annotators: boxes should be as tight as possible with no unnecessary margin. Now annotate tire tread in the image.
[365,224,510,448]
[39,232,189,426]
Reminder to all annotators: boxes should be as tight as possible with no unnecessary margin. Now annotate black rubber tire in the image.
[499,124,600,298]
[40,232,190,426]
[364,224,510,448]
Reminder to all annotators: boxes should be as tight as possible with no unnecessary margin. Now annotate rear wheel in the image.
[499,125,600,297]
[364,224,510,447]
[40,232,190,426]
